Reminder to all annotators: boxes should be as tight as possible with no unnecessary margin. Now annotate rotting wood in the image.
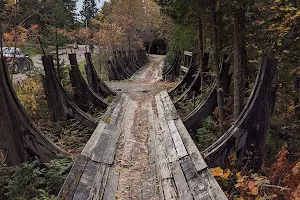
[42,55,97,128]
[170,161,193,200]
[173,53,210,104]
[69,53,108,111]
[159,93,188,159]
[183,55,231,133]
[57,94,127,200]
[101,96,130,164]
[103,170,120,200]
[85,52,116,97]
[120,99,138,166]
[73,160,100,200]
[155,95,178,163]
[87,164,110,200]
[203,56,277,169]
[168,52,197,97]
[0,58,68,166]
[155,91,228,199]
[57,155,89,199]
[81,122,106,158]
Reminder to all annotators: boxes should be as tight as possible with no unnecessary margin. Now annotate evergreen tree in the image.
[80,0,98,25]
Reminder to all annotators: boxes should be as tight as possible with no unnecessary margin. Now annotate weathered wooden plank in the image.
[81,122,106,158]
[159,92,188,159]
[91,129,111,162]
[167,120,188,159]
[106,93,125,125]
[161,91,178,119]
[170,161,193,200]
[57,155,89,200]
[120,99,138,166]
[156,136,172,180]
[101,95,130,164]
[200,169,228,200]
[87,164,110,200]
[149,105,165,199]
[179,156,226,200]
[175,119,208,172]
[155,95,178,162]
[73,160,100,200]
[160,91,207,171]
[140,102,161,199]
[162,179,178,200]
[102,170,120,200]
[180,156,210,199]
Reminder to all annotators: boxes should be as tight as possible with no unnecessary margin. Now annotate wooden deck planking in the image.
[57,155,89,200]
[102,170,120,200]
[101,95,130,164]
[159,93,188,159]
[155,94,178,162]
[58,91,227,200]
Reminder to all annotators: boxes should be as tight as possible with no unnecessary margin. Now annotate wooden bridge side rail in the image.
[183,55,231,133]
[154,91,227,199]
[121,50,135,76]
[84,53,116,97]
[69,53,108,112]
[173,53,210,103]
[168,52,198,96]
[42,55,97,129]
[163,51,181,80]
[203,56,277,169]
[107,49,148,81]
[116,50,131,79]
[0,59,68,166]
[128,50,140,71]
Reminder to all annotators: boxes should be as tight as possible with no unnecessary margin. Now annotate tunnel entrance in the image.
[145,39,167,55]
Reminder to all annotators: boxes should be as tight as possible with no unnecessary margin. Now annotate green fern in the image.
[4,158,72,200]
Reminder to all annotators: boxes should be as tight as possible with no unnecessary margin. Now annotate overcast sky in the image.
[76,0,106,13]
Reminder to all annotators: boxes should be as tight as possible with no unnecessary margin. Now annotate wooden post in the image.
[204,56,277,170]
[85,52,116,97]
[42,55,97,128]
[42,55,67,121]
[69,53,108,111]
[0,59,67,166]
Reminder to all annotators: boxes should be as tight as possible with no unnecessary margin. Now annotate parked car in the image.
[1,47,33,72]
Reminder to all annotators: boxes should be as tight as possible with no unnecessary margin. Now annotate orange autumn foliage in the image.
[211,146,300,199]
[270,145,289,182]
[3,25,39,46]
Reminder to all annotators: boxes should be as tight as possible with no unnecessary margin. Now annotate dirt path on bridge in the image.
[107,55,170,199]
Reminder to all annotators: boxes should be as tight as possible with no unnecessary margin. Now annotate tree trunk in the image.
[294,75,300,114]
[148,41,152,56]
[240,6,248,91]
[212,1,225,132]
[55,29,60,80]
[198,12,205,91]
[0,23,3,58]
[234,8,245,121]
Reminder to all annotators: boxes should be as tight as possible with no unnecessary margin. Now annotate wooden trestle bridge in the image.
[0,49,277,199]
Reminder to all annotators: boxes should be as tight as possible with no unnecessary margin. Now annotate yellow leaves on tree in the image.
[264,0,300,44]
[14,77,46,118]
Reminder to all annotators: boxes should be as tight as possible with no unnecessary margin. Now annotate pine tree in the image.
[80,0,98,25]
